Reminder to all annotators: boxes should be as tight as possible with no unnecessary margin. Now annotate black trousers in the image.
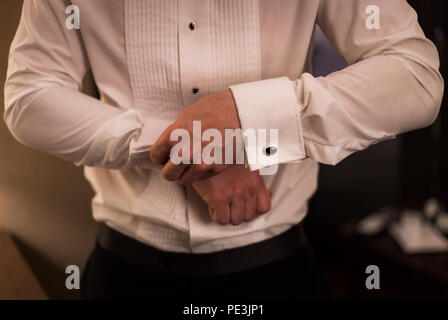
[81,240,328,300]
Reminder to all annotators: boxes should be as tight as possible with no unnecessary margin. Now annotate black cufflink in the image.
[263,146,277,156]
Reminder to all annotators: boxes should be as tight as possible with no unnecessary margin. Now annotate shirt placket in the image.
[178,0,208,107]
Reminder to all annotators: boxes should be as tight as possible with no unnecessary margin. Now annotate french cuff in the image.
[229,76,306,171]
[125,117,172,171]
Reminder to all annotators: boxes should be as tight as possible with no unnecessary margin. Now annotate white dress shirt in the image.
[4,0,443,253]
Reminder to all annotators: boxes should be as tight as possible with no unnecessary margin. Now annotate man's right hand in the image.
[192,165,271,225]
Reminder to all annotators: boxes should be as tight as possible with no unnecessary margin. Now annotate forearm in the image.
[295,47,443,165]
[4,85,142,169]
[4,84,173,170]
[230,0,444,169]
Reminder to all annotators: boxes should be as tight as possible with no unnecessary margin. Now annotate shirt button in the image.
[263,146,277,156]
[189,21,196,30]
[192,86,199,94]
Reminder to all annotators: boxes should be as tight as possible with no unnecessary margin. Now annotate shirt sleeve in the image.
[3,0,167,171]
[229,0,444,169]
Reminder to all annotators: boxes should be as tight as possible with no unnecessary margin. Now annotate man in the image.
[3,0,443,299]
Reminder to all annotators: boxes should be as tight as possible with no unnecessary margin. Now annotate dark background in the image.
[310,0,447,223]
[307,0,448,299]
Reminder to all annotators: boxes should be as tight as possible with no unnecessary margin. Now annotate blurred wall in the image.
[0,1,98,299]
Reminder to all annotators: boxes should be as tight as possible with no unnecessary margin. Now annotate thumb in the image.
[150,124,176,164]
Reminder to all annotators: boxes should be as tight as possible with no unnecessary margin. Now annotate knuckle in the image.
[231,187,244,199]
[211,193,228,207]
[245,186,256,199]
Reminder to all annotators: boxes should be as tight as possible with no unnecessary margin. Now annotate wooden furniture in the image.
[0,232,48,300]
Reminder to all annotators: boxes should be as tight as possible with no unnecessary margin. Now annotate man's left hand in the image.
[150,89,242,185]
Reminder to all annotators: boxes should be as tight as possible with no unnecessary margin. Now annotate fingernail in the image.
[210,208,216,220]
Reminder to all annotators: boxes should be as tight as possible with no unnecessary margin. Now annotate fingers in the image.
[210,205,230,225]
[211,196,258,226]
[256,186,271,215]
[178,163,208,185]
[197,170,219,180]
[244,195,257,222]
[206,171,270,226]
[150,125,176,165]
[180,164,228,185]
[161,160,188,181]
[230,197,245,225]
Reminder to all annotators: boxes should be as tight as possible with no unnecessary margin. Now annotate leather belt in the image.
[98,223,308,276]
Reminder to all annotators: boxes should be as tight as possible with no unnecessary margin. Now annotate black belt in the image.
[98,223,308,276]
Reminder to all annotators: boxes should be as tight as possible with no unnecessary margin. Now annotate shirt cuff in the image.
[126,117,172,170]
[229,76,306,171]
